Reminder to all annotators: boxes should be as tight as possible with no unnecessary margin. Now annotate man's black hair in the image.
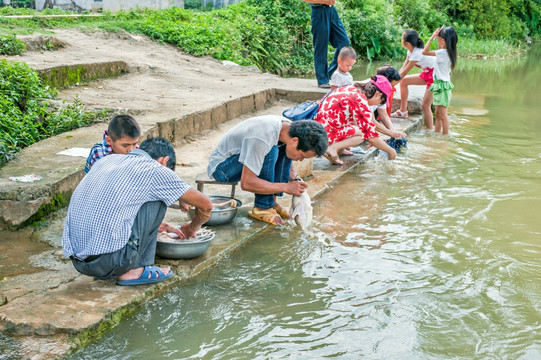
[139,136,177,170]
[288,120,328,157]
[107,115,141,141]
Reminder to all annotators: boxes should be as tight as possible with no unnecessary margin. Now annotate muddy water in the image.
[0,229,52,280]
[68,45,540,359]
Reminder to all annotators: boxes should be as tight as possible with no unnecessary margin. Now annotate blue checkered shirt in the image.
[84,131,112,174]
[62,149,190,259]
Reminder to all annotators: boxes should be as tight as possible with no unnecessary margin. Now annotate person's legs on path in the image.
[247,146,285,225]
[212,154,243,183]
[328,6,350,79]
[72,201,167,280]
[254,145,279,210]
[325,135,364,165]
[125,201,167,269]
[394,74,425,115]
[311,6,331,86]
[274,144,293,186]
[116,200,169,282]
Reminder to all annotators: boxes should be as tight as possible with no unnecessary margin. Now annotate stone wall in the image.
[33,0,185,11]
[91,0,184,12]
[35,0,92,11]
[201,0,241,8]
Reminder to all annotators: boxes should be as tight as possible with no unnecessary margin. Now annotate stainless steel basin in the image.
[156,229,215,259]
[188,195,242,226]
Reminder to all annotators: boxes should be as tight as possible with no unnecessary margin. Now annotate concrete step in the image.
[37,60,130,88]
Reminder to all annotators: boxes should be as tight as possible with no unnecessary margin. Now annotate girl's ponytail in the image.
[404,29,424,49]
[441,26,458,69]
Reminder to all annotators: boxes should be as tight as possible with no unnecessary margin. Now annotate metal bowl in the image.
[156,230,215,260]
[188,196,242,226]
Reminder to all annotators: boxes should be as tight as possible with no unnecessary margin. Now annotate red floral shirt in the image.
[314,85,378,145]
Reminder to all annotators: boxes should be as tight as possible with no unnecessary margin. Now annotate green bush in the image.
[0,35,26,55]
[0,60,108,167]
[434,0,540,40]
[341,0,402,61]
[243,0,313,75]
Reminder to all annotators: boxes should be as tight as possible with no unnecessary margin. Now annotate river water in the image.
[69,46,541,359]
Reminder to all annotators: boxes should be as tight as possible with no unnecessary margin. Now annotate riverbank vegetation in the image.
[0,59,109,167]
[0,0,539,71]
[0,0,538,166]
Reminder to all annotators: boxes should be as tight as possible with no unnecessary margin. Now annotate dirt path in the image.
[14,28,319,130]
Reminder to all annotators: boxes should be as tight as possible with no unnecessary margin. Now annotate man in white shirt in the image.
[208,116,328,225]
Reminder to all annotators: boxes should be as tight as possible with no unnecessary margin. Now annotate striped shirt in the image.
[84,131,112,174]
[84,130,140,173]
[62,149,190,259]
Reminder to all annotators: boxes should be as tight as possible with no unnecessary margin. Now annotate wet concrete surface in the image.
[0,229,53,281]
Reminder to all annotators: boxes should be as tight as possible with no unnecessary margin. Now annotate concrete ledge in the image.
[38,61,129,88]
[18,35,67,52]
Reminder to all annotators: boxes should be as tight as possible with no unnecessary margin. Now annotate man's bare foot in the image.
[273,203,290,220]
[324,152,344,165]
[117,266,170,281]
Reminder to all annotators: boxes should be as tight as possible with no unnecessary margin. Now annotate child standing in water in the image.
[391,29,435,130]
[422,26,458,135]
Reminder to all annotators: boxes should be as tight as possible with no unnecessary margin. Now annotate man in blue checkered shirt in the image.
[63,137,213,286]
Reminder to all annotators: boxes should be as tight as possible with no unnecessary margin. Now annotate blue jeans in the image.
[212,145,292,209]
[310,5,350,85]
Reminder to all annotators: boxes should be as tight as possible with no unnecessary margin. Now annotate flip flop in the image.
[273,203,290,220]
[116,265,173,286]
[248,207,283,225]
[323,153,344,165]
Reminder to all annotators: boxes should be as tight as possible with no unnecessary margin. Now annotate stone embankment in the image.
[0,29,425,359]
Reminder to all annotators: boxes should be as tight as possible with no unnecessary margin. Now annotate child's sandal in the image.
[390,110,408,118]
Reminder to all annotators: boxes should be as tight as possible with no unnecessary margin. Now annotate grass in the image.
[458,37,528,59]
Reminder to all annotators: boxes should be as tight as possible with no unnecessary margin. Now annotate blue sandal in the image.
[116,265,173,286]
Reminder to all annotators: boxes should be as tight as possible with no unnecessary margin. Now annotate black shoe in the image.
[318,83,331,89]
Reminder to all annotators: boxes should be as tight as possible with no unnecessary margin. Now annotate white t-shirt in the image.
[330,71,354,87]
[407,47,435,71]
[207,115,285,177]
[370,104,385,113]
[433,49,452,81]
